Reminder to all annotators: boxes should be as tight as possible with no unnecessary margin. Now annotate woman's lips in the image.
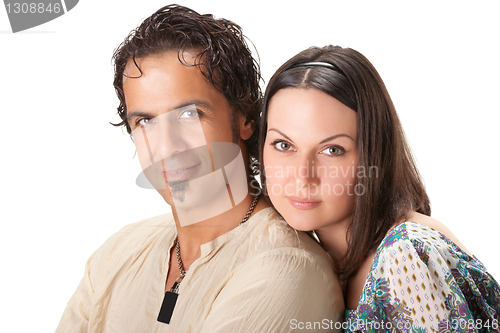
[286,196,322,210]
[163,162,201,182]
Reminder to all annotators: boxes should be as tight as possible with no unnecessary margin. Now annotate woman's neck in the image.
[314,217,350,270]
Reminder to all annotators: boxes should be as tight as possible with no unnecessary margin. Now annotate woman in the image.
[259,45,500,332]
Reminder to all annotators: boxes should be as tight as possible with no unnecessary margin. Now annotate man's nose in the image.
[153,115,189,162]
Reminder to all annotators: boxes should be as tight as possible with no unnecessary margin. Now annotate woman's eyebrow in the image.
[268,128,294,143]
[268,128,354,144]
[319,134,354,144]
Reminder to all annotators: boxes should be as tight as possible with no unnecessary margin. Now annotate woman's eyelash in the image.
[270,139,294,151]
[270,139,284,146]
[269,139,346,156]
[321,145,346,156]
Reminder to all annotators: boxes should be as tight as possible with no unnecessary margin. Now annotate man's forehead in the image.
[122,51,200,82]
[122,50,230,121]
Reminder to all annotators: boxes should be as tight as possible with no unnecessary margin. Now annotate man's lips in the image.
[162,162,201,182]
[286,196,322,210]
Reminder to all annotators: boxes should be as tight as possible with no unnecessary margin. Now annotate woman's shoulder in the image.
[372,220,474,275]
[374,213,472,262]
[345,216,500,332]
[402,212,472,256]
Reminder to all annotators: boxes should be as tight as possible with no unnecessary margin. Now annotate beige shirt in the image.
[56,207,344,332]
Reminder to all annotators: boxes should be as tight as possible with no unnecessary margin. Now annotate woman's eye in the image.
[321,146,344,156]
[179,108,199,119]
[274,141,293,151]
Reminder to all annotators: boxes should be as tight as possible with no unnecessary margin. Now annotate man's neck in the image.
[172,193,267,269]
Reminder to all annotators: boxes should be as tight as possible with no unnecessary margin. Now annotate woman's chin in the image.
[282,215,316,232]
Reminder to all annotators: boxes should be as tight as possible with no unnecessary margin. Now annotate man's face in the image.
[123,51,250,225]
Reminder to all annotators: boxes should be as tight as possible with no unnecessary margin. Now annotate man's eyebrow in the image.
[127,111,153,121]
[173,100,212,111]
[127,100,212,121]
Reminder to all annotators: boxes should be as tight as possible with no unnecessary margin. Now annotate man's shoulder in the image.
[224,208,343,315]
[92,212,175,263]
[110,212,174,241]
[243,207,332,267]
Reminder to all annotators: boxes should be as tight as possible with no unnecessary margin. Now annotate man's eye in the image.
[321,146,345,156]
[137,118,157,126]
[179,108,199,119]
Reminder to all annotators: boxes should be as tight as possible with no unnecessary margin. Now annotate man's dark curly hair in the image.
[112,4,262,175]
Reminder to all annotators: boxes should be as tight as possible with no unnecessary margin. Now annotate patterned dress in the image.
[344,222,500,332]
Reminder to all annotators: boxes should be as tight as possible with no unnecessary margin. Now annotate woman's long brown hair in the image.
[258,45,431,286]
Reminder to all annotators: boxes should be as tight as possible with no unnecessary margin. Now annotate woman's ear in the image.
[239,113,255,141]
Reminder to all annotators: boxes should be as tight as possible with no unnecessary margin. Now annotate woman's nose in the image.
[291,154,321,189]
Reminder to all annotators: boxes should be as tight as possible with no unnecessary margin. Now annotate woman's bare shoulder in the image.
[405,212,472,256]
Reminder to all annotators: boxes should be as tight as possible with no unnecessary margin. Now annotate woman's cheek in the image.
[314,161,354,198]
[264,163,284,199]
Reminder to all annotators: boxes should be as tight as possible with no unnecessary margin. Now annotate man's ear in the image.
[239,113,254,141]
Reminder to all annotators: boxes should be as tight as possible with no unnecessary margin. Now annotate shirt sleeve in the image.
[55,251,96,333]
[53,218,153,333]
[199,249,344,333]
[346,223,500,332]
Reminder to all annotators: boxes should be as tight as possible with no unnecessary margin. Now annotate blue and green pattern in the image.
[345,222,500,332]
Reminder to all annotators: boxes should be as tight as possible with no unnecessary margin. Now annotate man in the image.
[56,5,343,332]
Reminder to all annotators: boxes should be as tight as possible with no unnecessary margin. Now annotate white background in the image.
[1,1,499,331]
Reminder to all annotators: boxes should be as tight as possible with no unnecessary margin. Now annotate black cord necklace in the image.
[157,195,259,324]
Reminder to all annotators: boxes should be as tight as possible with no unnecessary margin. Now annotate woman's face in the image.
[263,88,358,231]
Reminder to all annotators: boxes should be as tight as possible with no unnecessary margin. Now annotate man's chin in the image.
[158,180,235,226]
[168,181,189,203]
[159,183,206,211]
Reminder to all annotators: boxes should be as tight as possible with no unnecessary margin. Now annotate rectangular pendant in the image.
[157,291,178,324]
